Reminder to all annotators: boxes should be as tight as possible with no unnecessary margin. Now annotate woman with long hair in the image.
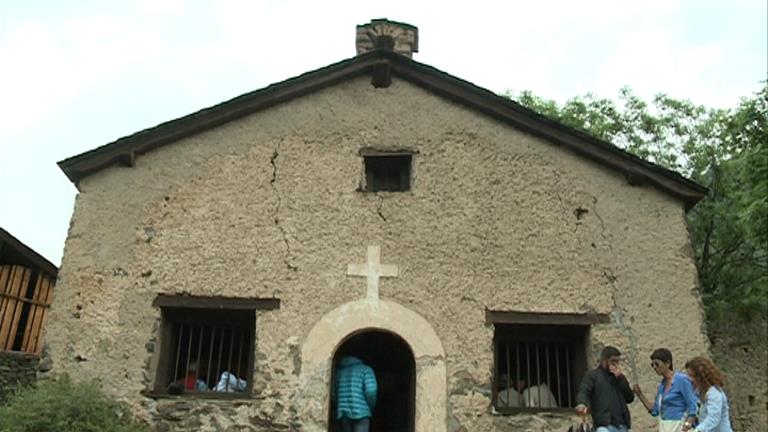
[682,357,732,432]
[633,348,697,432]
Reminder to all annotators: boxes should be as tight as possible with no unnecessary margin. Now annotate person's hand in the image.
[632,383,643,395]
[575,404,588,417]
[608,363,623,377]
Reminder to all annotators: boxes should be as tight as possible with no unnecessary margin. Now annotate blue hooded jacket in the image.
[335,356,377,420]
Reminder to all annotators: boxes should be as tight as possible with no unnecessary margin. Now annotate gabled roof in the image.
[0,227,58,278]
[58,49,706,208]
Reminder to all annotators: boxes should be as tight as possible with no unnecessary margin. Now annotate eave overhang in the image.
[0,227,58,278]
[58,49,707,208]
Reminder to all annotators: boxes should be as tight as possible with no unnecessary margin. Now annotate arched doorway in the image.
[298,298,447,432]
[329,330,415,432]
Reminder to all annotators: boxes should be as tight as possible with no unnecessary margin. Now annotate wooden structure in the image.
[0,228,57,355]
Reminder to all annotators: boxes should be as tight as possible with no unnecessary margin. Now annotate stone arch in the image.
[299,298,447,432]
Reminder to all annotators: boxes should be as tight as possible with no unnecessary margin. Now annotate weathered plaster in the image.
[710,316,768,432]
[47,75,709,431]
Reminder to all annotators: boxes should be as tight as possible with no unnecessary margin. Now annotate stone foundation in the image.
[0,351,39,403]
[143,397,296,432]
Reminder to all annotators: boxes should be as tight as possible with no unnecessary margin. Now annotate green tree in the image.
[0,375,150,432]
[507,85,768,318]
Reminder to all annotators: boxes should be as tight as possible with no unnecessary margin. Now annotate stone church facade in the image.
[47,20,710,432]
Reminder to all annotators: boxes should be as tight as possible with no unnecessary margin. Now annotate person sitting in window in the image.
[521,379,559,408]
[214,370,247,392]
[499,376,559,408]
[167,361,208,394]
[498,376,524,407]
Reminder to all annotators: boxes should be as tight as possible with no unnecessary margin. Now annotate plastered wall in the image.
[46,76,710,431]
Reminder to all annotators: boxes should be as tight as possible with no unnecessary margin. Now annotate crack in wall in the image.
[270,142,298,272]
[323,97,338,122]
[376,194,387,221]
[603,268,638,382]
[589,194,640,381]
[590,195,611,248]
[609,285,640,383]
[553,190,577,234]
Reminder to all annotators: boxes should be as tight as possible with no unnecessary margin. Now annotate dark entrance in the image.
[329,330,415,432]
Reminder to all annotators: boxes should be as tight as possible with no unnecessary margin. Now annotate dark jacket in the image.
[576,367,635,428]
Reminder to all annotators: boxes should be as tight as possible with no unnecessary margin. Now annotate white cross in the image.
[347,246,399,300]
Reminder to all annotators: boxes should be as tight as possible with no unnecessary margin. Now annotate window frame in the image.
[360,149,413,192]
[150,295,279,398]
[487,311,609,415]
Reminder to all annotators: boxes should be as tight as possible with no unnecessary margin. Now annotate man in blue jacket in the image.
[334,356,378,432]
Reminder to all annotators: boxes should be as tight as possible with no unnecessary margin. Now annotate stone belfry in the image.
[355,18,418,58]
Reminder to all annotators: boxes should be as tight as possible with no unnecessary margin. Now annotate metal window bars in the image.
[170,324,248,392]
[496,340,573,409]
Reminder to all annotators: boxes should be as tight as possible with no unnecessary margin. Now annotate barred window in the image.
[489,312,605,413]
[152,296,278,398]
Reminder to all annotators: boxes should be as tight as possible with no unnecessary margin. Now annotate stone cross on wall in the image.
[346,246,398,300]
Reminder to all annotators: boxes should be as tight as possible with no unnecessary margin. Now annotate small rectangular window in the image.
[492,321,590,413]
[364,154,411,192]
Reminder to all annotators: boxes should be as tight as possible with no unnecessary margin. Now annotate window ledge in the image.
[141,390,256,401]
[355,188,413,194]
[492,407,576,416]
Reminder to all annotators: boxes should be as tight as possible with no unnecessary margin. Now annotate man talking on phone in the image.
[575,346,635,432]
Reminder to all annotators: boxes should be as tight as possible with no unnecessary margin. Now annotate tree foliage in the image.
[0,375,150,432]
[507,85,768,319]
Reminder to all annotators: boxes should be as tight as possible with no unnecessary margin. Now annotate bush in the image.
[0,375,149,432]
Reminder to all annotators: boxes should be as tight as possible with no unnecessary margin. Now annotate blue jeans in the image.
[596,427,628,432]
[341,417,370,432]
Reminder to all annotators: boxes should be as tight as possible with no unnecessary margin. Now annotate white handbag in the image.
[659,419,685,432]
[657,391,685,432]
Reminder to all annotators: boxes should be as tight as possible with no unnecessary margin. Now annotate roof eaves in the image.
[57,49,706,208]
[0,227,58,277]
[385,54,707,208]
[58,51,385,185]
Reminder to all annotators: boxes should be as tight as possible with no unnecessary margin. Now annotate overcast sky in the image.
[1,0,766,265]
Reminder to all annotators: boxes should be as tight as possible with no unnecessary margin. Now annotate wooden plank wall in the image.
[0,265,54,354]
